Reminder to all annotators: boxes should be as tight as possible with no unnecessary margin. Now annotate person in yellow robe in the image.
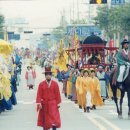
[75,69,84,109]
[65,64,73,98]
[66,71,73,98]
[90,70,103,109]
[0,72,3,100]
[2,73,12,101]
[82,70,94,112]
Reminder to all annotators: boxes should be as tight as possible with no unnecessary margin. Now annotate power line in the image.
[1,25,64,29]
[0,0,39,1]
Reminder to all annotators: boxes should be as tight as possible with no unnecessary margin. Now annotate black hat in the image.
[43,66,53,75]
[83,70,89,74]
[121,39,129,45]
[66,64,72,68]
[91,70,95,73]
[79,69,83,72]
[27,65,30,69]
[97,64,105,69]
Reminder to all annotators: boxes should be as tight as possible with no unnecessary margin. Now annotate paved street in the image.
[0,65,129,130]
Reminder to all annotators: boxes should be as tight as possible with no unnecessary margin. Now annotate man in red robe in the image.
[36,67,61,130]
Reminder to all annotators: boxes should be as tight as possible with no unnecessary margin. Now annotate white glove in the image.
[126,62,130,66]
[37,103,42,111]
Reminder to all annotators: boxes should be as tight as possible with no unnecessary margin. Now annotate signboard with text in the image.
[67,25,101,36]
[8,32,20,40]
[111,0,125,5]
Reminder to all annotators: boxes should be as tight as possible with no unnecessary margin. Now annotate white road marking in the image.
[73,104,108,130]
[103,105,128,108]
[18,99,72,105]
[17,100,72,105]
[96,115,121,130]
[73,101,122,130]
[17,100,36,104]
[62,100,72,103]
[17,100,24,103]
[84,114,107,130]
[23,102,34,104]
[109,110,118,115]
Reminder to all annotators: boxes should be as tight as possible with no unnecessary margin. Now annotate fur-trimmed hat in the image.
[121,39,129,45]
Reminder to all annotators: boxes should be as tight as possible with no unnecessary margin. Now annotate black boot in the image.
[103,99,105,102]
[93,105,96,110]
[111,96,114,100]
[84,107,86,112]
[74,100,78,104]
[65,93,67,97]
[68,95,72,99]
[52,126,56,130]
[87,107,90,113]
[31,85,33,89]
[79,105,82,109]
[117,82,124,90]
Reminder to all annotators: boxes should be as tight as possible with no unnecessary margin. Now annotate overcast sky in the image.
[0,0,88,28]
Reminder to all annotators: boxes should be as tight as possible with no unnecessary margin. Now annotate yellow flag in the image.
[4,32,8,41]
[74,32,79,61]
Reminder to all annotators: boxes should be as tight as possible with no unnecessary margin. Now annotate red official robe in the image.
[36,80,61,130]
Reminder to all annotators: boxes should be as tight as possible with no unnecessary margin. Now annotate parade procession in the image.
[0,0,130,130]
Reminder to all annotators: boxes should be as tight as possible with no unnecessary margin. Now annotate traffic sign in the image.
[111,0,125,5]
[90,0,107,4]
[67,25,101,36]
[24,31,33,33]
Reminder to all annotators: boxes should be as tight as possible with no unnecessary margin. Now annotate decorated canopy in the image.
[83,34,105,45]
[66,34,118,69]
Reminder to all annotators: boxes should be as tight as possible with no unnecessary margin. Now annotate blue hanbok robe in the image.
[10,76,17,105]
[1,98,12,110]
[57,71,62,82]
[97,71,108,100]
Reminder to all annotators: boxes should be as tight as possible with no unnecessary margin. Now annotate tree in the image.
[51,13,68,48]
[0,14,5,39]
[71,19,88,24]
[119,5,130,37]
[94,4,130,40]
[94,6,110,37]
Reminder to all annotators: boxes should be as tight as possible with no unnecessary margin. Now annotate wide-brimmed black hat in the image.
[121,39,129,45]
[27,65,30,69]
[66,64,72,68]
[97,64,105,69]
[42,66,53,75]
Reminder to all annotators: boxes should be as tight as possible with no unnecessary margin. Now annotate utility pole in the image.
[70,6,72,24]
[4,26,8,41]
[88,4,91,25]
[77,0,80,23]
[73,0,75,23]
[81,2,91,25]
